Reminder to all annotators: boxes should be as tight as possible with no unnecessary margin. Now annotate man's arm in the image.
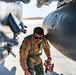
[44,46,51,59]
[20,38,31,71]
[43,37,52,59]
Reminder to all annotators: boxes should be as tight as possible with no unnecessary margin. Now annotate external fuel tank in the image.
[43,2,76,61]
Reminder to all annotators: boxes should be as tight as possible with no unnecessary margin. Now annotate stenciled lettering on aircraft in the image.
[51,15,58,27]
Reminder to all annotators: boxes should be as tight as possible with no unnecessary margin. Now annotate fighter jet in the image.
[0,0,76,63]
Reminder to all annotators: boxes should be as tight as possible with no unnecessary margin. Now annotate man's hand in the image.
[46,57,52,65]
[44,58,54,73]
[24,69,31,75]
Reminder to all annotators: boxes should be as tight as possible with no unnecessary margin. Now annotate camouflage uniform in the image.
[20,34,51,75]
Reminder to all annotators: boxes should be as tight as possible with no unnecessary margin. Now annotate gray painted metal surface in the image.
[43,2,76,61]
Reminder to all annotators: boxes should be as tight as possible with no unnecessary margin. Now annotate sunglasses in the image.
[34,36,42,39]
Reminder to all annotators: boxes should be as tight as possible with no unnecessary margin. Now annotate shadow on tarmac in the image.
[52,71,59,75]
[44,71,59,75]
[0,61,16,75]
[0,61,62,75]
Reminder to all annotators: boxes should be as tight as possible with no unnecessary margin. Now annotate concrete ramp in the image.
[0,20,76,75]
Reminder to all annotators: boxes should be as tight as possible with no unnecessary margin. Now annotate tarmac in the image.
[0,19,76,75]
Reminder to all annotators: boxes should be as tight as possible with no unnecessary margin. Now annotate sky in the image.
[22,0,58,18]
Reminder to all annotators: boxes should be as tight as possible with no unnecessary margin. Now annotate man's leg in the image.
[27,59,34,75]
[34,61,44,75]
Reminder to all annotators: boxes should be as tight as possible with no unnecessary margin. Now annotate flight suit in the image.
[20,34,51,75]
